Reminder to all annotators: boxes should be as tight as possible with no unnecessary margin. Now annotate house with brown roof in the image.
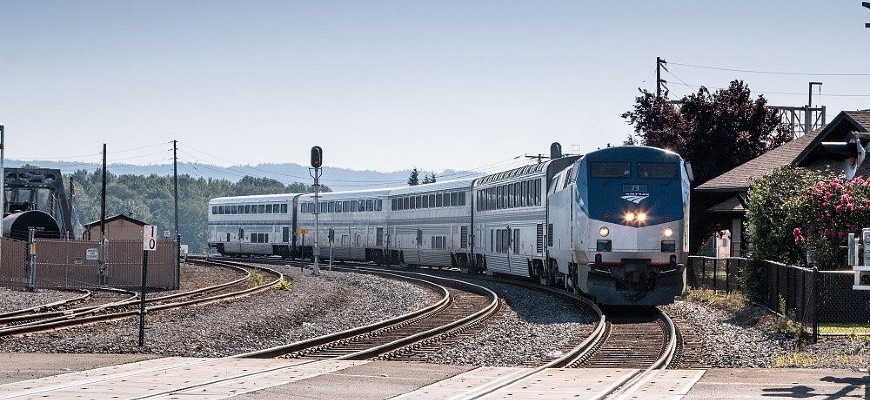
[694,110,870,256]
[82,214,148,242]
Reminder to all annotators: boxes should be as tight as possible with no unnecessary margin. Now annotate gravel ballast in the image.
[1,264,868,369]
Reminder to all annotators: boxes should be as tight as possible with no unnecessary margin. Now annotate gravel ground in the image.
[1,264,868,369]
[664,297,870,369]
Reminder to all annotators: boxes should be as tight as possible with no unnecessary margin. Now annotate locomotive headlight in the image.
[663,227,674,237]
[637,212,647,222]
[624,212,636,222]
[598,227,610,237]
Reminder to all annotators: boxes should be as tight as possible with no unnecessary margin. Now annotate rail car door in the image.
[416,228,423,264]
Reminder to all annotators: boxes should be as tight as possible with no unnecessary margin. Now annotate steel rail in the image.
[0,289,92,321]
[336,271,500,360]
[234,270,452,359]
[0,261,283,337]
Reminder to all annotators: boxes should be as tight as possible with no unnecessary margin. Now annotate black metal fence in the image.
[687,256,747,293]
[687,256,870,341]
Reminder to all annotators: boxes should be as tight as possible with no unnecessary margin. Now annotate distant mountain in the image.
[4,159,477,192]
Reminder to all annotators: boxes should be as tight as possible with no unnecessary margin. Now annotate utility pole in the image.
[99,144,107,286]
[656,57,668,99]
[173,140,180,289]
[807,82,822,135]
[0,125,4,235]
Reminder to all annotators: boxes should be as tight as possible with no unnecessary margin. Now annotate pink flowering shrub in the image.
[790,177,870,269]
[746,167,831,266]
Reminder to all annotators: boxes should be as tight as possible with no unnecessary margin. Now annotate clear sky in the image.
[1,1,869,175]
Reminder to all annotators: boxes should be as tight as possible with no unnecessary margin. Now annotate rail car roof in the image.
[208,193,301,205]
[474,162,548,186]
[388,177,477,196]
[297,187,394,200]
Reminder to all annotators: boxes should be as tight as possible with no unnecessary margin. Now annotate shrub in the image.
[790,177,870,269]
[745,166,831,265]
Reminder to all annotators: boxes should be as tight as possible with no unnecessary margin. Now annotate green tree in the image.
[408,168,419,186]
[622,80,793,186]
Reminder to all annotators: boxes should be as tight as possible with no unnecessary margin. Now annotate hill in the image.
[4,159,473,192]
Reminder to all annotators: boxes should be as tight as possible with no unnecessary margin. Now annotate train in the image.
[207,145,691,306]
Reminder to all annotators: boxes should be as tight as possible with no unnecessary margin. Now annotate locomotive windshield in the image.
[638,163,677,179]
[589,162,630,178]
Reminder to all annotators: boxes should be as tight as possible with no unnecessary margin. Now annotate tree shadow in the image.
[760,375,869,399]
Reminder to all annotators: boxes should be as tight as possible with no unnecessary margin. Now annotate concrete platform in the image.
[0,353,867,399]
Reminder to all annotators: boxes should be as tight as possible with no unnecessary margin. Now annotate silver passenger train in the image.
[207,145,691,305]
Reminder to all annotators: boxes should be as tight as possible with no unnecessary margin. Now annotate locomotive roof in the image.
[581,145,682,162]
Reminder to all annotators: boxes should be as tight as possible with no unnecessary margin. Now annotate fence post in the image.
[701,259,707,289]
[812,266,819,343]
[725,259,731,293]
[713,258,719,292]
[26,229,36,291]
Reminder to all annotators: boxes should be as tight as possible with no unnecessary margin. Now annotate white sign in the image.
[164,230,171,238]
[86,248,99,261]
[143,225,157,251]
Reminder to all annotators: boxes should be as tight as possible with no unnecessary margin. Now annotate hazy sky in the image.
[2,1,869,176]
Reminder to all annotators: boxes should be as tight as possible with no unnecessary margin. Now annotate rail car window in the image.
[590,162,631,178]
[638,163,678,179]
[258,204,265,213]
[376,199,382,211]
[265,204,272,213]
[459,192,466,206]
[534,179,541,206]
[450,192,457,207]
[367,199,374,211]
[328,202,334,213]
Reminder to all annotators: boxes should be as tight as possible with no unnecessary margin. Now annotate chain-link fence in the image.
[1,238,178,291]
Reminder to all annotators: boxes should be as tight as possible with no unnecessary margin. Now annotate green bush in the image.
[745,166,831,265]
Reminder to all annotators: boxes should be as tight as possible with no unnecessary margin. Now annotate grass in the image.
[683,288,748,310]
[774,352,816,368]
[818,324,870,336]
[274,278,293,291]
[250,270,264,287]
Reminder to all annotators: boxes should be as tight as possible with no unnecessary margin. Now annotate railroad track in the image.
[573,306,674,368]
[236,269,501,361]
[0,259,283,337]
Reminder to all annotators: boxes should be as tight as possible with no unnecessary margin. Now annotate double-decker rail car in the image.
[205,145,690,306]
[388,178,475,269]
[294,188,392,263]
[207,194,299,257]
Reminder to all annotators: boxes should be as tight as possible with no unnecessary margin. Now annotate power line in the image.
[668,60,870,77]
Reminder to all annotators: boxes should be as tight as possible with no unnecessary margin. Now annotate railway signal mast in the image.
[310,146,323,276]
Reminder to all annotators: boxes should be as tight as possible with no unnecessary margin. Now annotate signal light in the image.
[663,227,674,238]
[310,146,323,168]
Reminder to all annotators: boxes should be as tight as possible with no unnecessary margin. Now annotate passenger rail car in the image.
[206,145,690,306]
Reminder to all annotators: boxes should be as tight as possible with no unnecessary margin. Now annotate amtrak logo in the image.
[621,194,649,204]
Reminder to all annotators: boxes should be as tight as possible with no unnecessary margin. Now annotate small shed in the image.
[82,214,148,241]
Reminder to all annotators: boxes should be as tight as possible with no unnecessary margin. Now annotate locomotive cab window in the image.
[590,162,631,178]
[638,163,677,179]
